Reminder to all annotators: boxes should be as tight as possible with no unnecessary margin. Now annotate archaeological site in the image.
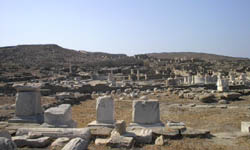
[0,45,250,150]
[1,1,250,149]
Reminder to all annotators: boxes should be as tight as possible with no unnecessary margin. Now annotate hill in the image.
[0,44,140,68]
[147,52,249,61]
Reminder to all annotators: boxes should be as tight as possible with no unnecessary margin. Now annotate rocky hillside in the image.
[147,52,249,61]
[0,44,141,68]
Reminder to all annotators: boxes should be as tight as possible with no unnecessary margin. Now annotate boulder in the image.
[0,137,17,150]
[62,138,88,150]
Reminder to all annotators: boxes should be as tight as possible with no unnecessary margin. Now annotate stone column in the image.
[9,85,44,123]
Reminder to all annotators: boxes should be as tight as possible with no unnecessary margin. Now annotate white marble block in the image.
[132,100,160,124]
[241,122,250,133]
[96,96,114,124]
[44,104,76,128]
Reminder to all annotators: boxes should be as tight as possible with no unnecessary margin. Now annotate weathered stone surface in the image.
[27,132,43,139]
[218,99,229,104]
[12,136,51,148]
[241,122,250,133]
[51,137,70,149]
[114,120,126,135]
[9,85,43,124]
[0,137,17,150]
[44,104,76,128]
[198,94,215,103]
[62,137,88,150]
[16,128,91,140]
[125,128,152,144]
[107,135,134,148]
[223,92,241,100]
[88,126,113,137]
[95,138,110,145]
[152,128,180,139]
[132,100,160,124]
[155,135,166,146]
[96,96,114,124]
[0,129,12,139]
[181,128,210,138]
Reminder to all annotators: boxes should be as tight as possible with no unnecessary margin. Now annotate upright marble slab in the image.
[88,96,115,127]
[129,100,164,129]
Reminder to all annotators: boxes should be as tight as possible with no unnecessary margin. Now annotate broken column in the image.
[88,96,115,127]
[129,100,164,128]
[9,85,44,123]
[217,76,229,92]
[43,104,77,128]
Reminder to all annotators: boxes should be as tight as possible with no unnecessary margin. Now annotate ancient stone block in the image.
[44,104,76,128]
[9,85,43,124]
[132,100,160,124]
[96,96,114,124]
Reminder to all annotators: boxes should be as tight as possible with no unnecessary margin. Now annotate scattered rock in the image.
[155,135,167,146]
[62,137,88,150]
[0,137,17,150]
[114,120,126,135]
[51,137,70,149]
[12,136,51,148]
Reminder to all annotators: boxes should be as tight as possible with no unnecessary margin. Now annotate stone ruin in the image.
[43,104,77,128]
[88,96,115,127]
[217,75,229,92]
[8,84,44,124]
[129,100,164,128]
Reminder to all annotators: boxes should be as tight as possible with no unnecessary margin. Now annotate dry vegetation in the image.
[71,94,250,150]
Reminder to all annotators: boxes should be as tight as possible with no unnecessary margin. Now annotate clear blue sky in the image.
[1,0,250,57]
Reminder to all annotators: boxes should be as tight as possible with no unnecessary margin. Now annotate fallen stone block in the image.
[16,128,91,141]
[95,138,110,146]
[107,135,134,148]
[50,137,70,149]
[88,126,113,137]
[125,128,152,144]
[62,138,88,150]
[12,136,51,148]
[44,104,77,128]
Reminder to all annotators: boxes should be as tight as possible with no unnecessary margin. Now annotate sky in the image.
[0,0,250,57]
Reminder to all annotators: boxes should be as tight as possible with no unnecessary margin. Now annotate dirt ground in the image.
[1,93,250,149]
[71,93,250,150]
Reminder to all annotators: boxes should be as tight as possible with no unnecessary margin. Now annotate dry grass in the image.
[71,94,250,150]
